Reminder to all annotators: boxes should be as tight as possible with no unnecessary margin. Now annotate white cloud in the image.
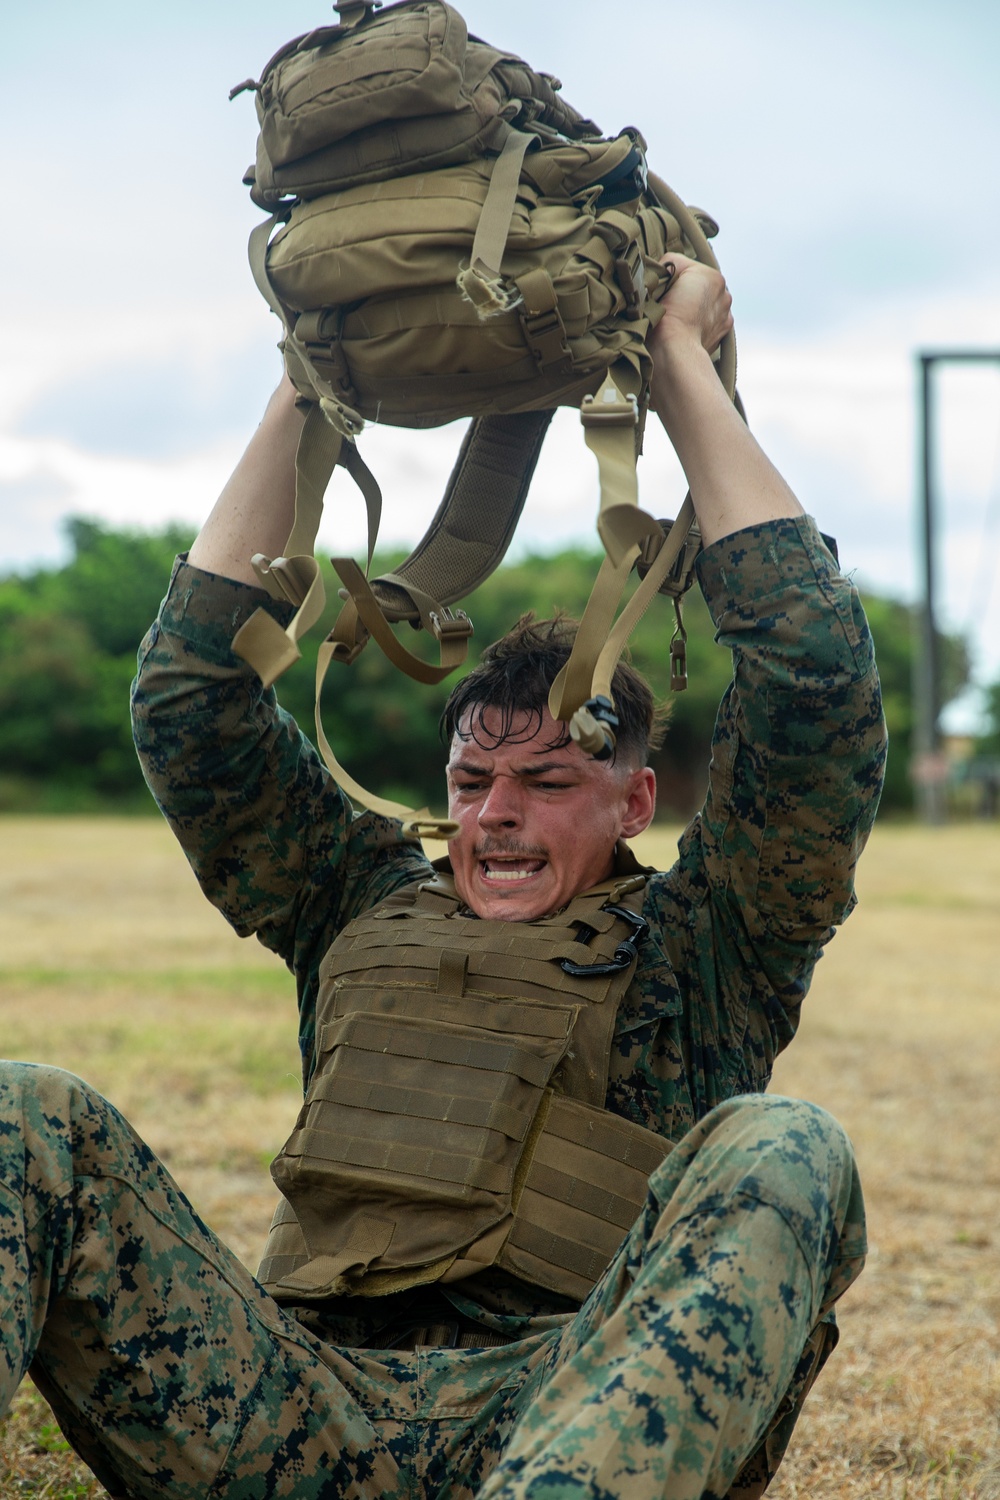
[3,0,999,727]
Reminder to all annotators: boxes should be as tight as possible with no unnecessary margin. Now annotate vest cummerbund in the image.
[258,868,672,1303]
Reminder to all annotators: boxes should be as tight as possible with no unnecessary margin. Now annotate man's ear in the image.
[620,767,656,839]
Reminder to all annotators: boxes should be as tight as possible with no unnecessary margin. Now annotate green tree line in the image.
[0,518,976,818]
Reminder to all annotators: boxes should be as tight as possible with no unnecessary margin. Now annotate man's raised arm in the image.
[187,373,305,584]
[131,372,427,989]
[648,254,804,543]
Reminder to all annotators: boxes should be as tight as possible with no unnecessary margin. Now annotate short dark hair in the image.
[440,614,669,766]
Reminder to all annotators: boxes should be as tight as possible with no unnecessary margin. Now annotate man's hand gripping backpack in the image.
[230,0,736,834]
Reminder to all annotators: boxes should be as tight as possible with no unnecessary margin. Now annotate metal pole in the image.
[914,355,945,823]
[912,350,1000,823]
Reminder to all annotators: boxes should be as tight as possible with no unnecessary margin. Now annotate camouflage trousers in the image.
[0,1061,865,1500]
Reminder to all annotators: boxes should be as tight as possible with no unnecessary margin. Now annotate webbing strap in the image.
[329,557,472,684]
[547,178,741,735]
[327,1015,556,1086]
[546,495,695,730]
[235,218,380,687]
[524,1161,645,1232]
[648,170,737,400]
[290,1126,513,1194]
[310,1075,533,1142]
[472,128,535,276]
[308,407,552,835]
[582,370,661,566]
[328,993,575,1044]
[311,634,459,838]
[506,1216,615,1283]
[547,548,637,724]
[231,402,344,685]
[588,493,696,704]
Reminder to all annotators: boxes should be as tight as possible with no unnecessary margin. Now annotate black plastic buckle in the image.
[583,695,619,760]
[593,142,649,209]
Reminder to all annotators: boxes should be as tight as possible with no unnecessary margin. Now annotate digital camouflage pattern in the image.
[0,515,885,1496]
[0,1066,864,1499]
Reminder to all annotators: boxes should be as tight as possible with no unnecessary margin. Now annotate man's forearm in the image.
[188,375,305,584]
[647,258,803,546]
[651,337,803,546]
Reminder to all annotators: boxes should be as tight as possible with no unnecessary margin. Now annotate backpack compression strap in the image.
[546,175,739,754]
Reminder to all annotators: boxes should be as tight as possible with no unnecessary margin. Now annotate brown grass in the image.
[1,815,998,1498]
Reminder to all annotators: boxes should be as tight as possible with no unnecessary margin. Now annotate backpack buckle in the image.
[580,385,639,428]
[635,516,702,596]
[613,243,645,320]
[519,305,571,371]
[429,609,473,644]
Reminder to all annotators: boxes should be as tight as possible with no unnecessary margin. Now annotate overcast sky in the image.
[3,0,998,726]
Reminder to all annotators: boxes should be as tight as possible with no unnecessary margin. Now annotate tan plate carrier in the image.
[258,867,672,1304]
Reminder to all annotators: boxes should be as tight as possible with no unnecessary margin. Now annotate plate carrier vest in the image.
[258,861,672,1304]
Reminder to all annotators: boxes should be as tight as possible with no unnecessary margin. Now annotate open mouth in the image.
[478,855,546,883]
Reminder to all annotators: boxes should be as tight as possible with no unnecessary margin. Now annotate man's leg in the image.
[0,1060,404,1500]
[477,1094,866,1500]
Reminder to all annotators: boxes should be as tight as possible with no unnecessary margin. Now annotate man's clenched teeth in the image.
[480,858,545,882]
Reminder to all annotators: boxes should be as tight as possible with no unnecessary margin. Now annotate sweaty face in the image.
[446,705,655,922]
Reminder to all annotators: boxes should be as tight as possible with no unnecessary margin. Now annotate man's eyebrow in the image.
[520,759,576,776]
[448,756,491,776]
[448,756,578,778]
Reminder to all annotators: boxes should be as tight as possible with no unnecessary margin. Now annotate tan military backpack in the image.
[229,0,735,833]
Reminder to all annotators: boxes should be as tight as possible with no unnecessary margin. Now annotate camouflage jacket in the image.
[132,514,885,1323]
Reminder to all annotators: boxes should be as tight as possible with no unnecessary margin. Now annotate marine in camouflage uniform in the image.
[0,257,885,1499]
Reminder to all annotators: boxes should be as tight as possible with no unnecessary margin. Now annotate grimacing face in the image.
[445,704,656,922]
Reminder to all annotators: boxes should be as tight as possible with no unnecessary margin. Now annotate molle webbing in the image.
[502,1094,669,1299]
[258,873,672,1302]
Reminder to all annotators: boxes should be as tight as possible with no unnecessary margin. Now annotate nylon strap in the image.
[587,493,696,703]
[311,1075,532,1141]
[330,557,472,685]
[547,547,637,724]
[547,178,741,734]
[467,128,536,281]
[582,370,660,566]
[235,217,380,686]
[311,634,459,839]
[231,402,343,685]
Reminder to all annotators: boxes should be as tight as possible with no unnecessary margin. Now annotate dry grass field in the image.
[1,815,998,1499]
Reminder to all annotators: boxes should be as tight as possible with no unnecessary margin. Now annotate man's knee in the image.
[647,1094,864,1280]
[0,1060,105,1134]
[703,1092,853,1167]
[653,1094,855,1192]
[0,1060,143,1192]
